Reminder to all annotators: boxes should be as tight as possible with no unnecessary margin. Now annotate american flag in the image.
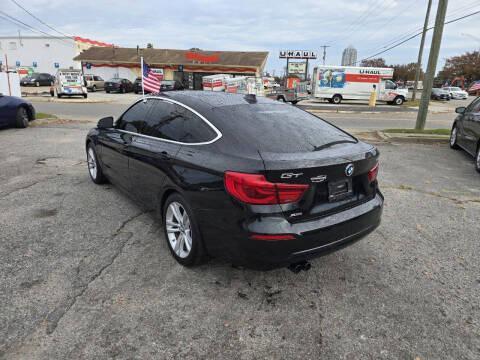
[142,60,161,93]
[468,81,480,92]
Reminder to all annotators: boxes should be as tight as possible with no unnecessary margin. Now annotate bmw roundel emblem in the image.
[345,163,354,177]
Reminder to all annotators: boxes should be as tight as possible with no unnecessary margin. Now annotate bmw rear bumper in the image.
[197,191,383,270]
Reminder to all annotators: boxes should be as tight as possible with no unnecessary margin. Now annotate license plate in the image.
[328,178,353,202]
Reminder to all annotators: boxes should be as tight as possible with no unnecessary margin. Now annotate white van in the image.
[55,69,88,98]
[312,65,408,105]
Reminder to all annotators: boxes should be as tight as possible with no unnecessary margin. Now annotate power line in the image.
[9,0,73,38]
[358,9,480,63]
[365,0,480,55]
[0,10,72,45]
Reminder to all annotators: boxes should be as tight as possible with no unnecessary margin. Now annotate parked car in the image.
[443,86,468,100]
[0,95,36,128]
[431,88,450,101]
[20,73,55,87]
[450,97,480,173]
[133,78,184,94]
[105,78,134,93]
[84,74,105,92]
[85,92,383,270]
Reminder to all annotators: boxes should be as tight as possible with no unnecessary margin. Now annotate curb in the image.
[26,96,113,104]
[379,132,449,144]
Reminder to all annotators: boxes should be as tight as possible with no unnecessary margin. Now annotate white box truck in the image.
[312,65,408,105]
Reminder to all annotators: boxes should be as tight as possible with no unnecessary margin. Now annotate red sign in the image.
[185,51,220,63]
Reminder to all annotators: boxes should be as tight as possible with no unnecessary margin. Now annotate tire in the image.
[15,107,29,128]
[277,96,286,102]
[290,100,298,105]
[86,144,107,184]
[134,90,139,94]
[57,94,62,98]
[92,85,96,92]
[83,94,88,99]
[393,96,404,105]
[163,193,206,266]
[35,82,40,87]
[106,90,110,94]
[475,146,480,173]
[121,87,125,94]
[450,124,460,149]
[332,94,342,104]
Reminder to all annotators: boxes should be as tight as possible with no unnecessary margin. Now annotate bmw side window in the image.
[143,100,216,143]
[116,101,151,133]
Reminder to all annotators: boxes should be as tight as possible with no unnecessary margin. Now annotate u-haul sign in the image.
[279,50,317,59]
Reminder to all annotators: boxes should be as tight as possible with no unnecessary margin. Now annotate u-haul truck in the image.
[312,65,408,105]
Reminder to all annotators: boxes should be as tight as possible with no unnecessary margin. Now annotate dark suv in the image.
[133,78,184,94]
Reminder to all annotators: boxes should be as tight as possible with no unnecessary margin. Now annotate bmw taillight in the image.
[368,163,379,183]
[224,171,308,205]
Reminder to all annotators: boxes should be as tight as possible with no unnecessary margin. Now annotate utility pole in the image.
[412,0,432,101]
[415,0,448,130]
[320,45,330,65]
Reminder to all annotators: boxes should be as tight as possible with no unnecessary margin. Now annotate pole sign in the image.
[16,60,21,67]
[279,50,317,59]
[33,61,37,68]
[288,62,307,74]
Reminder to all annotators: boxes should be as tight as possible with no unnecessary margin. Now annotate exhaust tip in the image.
[287,260,311,273]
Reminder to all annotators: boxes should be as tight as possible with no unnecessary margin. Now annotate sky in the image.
[0,0,479,75]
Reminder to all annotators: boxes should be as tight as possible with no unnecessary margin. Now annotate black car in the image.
[105,78,134,93]
[85,92,383,270]
[431,88,450,101]
[133,78,184,94]
[450,97,480,173]
[20,73,55,87]
[0,95,36,128]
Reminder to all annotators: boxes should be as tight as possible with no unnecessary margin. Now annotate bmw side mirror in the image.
[455,107,466,114]
[97,116,114,129]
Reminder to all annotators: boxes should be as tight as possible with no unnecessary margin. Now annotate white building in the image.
[341,46,357,66]
[0,35,113,76]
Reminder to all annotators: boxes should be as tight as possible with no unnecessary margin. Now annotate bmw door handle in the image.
[121,133,133,144]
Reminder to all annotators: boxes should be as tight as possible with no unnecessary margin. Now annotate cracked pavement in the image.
[0,122,479,359]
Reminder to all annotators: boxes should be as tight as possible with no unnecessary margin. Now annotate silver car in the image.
[84,75,105,92]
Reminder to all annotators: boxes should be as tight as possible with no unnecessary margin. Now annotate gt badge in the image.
[280,172,303,179]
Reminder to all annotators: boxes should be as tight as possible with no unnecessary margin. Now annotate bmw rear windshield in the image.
[208,103,357,153]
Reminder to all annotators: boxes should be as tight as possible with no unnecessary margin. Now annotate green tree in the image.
[146,43,154,49]
[391,62,423,81]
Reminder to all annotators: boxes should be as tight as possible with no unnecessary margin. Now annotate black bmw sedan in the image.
[85,92,383,270]
[450,97,480,172]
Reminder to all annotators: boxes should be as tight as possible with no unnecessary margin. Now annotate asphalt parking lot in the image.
[1,121,479,359]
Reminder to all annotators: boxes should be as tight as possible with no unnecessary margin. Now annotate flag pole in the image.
[140,56,145,101]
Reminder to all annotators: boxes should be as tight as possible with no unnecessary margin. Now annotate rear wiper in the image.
[313,139,357,151]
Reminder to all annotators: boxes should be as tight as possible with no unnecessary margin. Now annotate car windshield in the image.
[160,81,175,86]
[450,87,461,91]
[108,78,122,83]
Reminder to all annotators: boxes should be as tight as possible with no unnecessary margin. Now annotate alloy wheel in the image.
[166,202,192,258]
[87,148,97,179]
[450,127,457,147]
[20,108,29,127]
[476,148,480,171]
